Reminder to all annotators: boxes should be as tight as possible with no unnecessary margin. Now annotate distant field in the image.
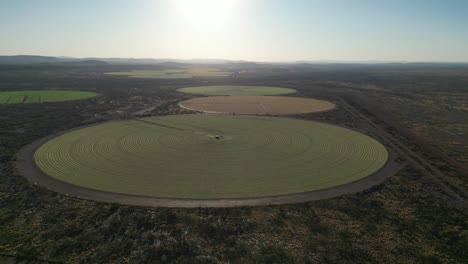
[179,85,296,96]
[0,91,97,104]
[180,96,336,115]
[33,115,388,199]
[105,68,232,78]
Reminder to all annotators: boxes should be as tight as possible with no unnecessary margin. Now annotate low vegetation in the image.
[0,63,466,263]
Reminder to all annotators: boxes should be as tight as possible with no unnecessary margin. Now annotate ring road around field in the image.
[21,115,390,206]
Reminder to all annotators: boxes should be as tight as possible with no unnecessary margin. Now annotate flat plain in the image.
[3,63,467,263]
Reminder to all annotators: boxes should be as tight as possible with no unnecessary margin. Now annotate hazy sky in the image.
[1,0,467,62]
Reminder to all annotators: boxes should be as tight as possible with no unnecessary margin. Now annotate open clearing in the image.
[28,115,388,202]
[0,90,96,104]
[105,68,232,78]
[180,96,336,115]
[178,85,296,96]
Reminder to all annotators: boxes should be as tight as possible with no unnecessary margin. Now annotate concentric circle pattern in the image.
[180,96,336,115]
[34,115,388,199]
[178,86,296,96]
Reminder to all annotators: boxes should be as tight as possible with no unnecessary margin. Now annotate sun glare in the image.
[173,0,238,28]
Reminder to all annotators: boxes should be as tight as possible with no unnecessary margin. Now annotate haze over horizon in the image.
[1,0,468,62]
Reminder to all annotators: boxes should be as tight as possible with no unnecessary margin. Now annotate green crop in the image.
[34,115,388,199]
[0,91,97,104]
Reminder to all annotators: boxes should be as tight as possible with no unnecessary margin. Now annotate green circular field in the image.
[34,115,388,199]
[0,90,97,104]
[178,86,296,96]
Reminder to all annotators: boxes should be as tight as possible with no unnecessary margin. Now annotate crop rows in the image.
[34,115,388,199]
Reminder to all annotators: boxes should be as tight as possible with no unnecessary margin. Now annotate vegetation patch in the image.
[178,85,296,96]
[0,90,96,104]
[180,96,335,115]
[105,68,232,78]
[33,115,388,199]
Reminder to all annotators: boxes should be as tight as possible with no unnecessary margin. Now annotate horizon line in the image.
[1,54,468,64]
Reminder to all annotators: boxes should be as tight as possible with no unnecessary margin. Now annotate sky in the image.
[1,0,467,62]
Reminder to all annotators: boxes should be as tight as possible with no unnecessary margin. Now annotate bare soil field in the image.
[179,96,336,115]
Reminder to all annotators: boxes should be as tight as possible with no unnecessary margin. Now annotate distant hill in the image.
[96,58,242,65]
[0,55,244,65]
[1,55,465,66]
[0,55,109,65]
[63,59,108,65]
[0,55,70,64]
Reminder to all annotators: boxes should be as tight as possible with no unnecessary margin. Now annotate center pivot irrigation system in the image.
[17,85,394,207]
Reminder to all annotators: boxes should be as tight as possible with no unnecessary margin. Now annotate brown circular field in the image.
[179,96,335,115]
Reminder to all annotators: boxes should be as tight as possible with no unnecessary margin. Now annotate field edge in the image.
[178,96,337,115]
[15,117,401,208]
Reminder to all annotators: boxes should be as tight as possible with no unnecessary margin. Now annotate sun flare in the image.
[173,0,238,28]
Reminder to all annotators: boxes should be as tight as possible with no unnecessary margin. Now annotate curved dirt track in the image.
[179,96,336,115]
[16,117,401,208]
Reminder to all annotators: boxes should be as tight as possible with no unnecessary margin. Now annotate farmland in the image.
[105,67,232,78]
[179,96,336,115]
[0,90,97,104]
[179,85,296,96]
[32,115,388,200]
[1,62,467,263]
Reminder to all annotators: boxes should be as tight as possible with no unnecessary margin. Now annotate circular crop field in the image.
[30,115,388,202]
[178,86,296,96]
[180,96,335,115]
[0,90,97,104]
